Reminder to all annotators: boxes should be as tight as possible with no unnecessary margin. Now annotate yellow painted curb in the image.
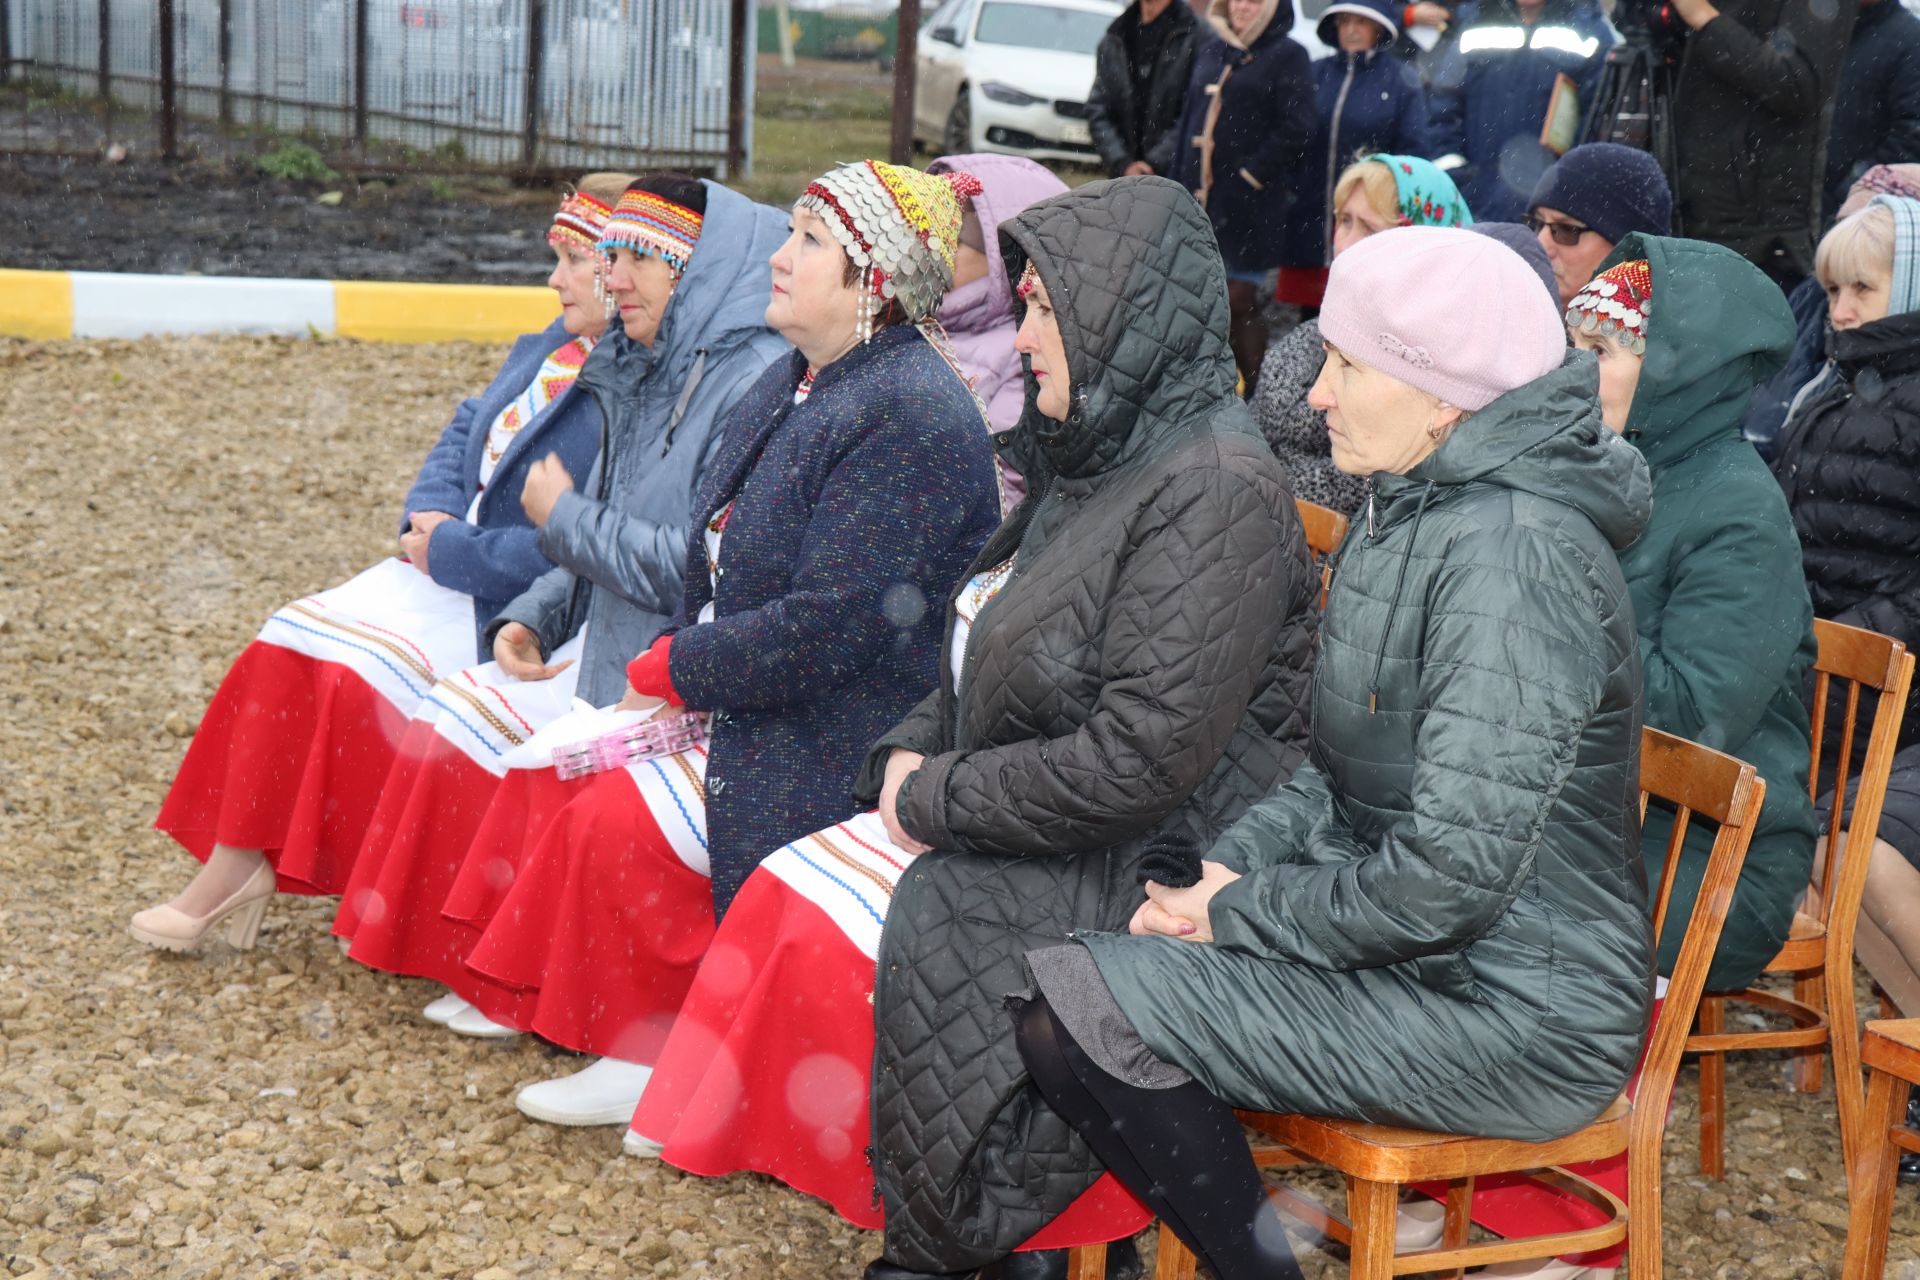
[335,281,561,343]
[0,269,75,340]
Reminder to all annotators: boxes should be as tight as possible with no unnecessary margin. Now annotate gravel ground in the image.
[1,334,1916,1277]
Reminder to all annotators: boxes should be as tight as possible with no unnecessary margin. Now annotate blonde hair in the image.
[575,171,639,204]
[1816,205,1895,291]
[1331,157,1399,226]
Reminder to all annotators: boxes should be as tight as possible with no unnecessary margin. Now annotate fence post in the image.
[889,0,919,165]
[98,0,113,144]
[522,0,545,172]
[1,0,12,88]
[217,0,232,129]
[353,0,369,153]
[158,0,176,158]
[726,0,749,178]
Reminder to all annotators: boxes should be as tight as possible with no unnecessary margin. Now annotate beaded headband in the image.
[1567,259,1653,356]
[797,160,984,339]
[599,189,705,277]
[548,190,614,256]
[1016,261,1041,301]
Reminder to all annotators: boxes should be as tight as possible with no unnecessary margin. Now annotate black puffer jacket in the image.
[860,176,1318,1271]
[1773,309,1920,749]
[1087,0,1200,176]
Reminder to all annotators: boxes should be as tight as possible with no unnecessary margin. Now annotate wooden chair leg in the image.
[1153,1221,1197,1280]
[1697,995,1727,1179]
[1830,956,1867,1173]
[1794,967,1829,1093]
[1066,1243,1106,1280]
[1626,1106,1665,1280]
[1346,1175,1400,1280]
[1842,1065,1906,1280]
[1878,983,1898,1021]
[1441,1178,1474,1280]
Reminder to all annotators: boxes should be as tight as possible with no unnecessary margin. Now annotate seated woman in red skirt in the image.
[630,175,1323,1279]
[130,175,629,953]
[442,160,1004,1124]
[328,176,792,1034]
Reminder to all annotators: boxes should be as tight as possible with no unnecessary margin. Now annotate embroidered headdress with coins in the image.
[796,160,985,343]
[1566,259,1654,356]
[548,189,616,310]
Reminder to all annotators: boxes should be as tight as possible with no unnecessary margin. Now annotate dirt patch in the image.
[0,333,1914,1276]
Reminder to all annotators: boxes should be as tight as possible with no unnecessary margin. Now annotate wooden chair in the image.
[1842,1019,1920,1279]
[1294,498,1349,611]
[1688,619,1913,1177]
[1063,727,1766,1280]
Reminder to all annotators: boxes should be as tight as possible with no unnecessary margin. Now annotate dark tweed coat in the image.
[663,324,1001,914]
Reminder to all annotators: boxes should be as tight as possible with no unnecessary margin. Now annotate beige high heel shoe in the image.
[129,860,276,952]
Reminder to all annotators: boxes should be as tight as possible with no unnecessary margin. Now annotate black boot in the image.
[861,1262,975,1280]
[1901,1085,1920,1184]
[975,1239,1143,1280]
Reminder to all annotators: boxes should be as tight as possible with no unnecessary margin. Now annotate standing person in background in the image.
[1526,141,1673,306]
[1666,0,1859,287]
[927,152,1070,512]
[1275,0,1440,312]
[1426,0,1613,223]
[1822,0,1920,221]
[1174,0,1315,390]
[1087,0,1201,179]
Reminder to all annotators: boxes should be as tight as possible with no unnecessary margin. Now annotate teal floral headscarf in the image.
[1366,154,1473,229]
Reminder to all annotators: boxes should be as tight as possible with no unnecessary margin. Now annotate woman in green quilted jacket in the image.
[1012,225,1656,1280]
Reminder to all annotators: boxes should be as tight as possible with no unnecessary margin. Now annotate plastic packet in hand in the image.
[551,712,708,780]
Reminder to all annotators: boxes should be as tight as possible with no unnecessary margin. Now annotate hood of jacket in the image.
[999,174,1245,480]
[1317,0,1398,47]
[647,179,788,387]
[1205,0,1295,49]
[1390,349,1651,552]
[930,153,1069,341]
[1601,233,1794,469]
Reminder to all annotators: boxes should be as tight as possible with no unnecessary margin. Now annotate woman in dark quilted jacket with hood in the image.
[1017,226,1654,1280]
[629,176,1319,1279]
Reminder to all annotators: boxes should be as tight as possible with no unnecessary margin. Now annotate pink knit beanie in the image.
[1320,226,1567,412]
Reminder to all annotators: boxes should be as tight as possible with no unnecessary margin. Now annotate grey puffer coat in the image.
[484,181,791,705]
[1084,351,1658,1144]
[862,176,1319,1271]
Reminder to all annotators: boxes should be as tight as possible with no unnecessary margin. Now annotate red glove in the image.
[625,635,684,706]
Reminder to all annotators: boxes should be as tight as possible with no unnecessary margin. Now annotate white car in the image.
[913,0,1123,166]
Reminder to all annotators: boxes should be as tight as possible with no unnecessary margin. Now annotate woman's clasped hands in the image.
[1130,861,1241,944]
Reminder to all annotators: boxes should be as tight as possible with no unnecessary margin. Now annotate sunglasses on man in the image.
[1525,213,1597,246]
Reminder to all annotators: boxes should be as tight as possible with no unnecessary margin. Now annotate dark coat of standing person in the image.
[1172,0,1315,387]
[1087,0,1201,177]
[864,176,1318,1276]
[1426,0,1614,223]
[1665,0,1861,285]
[1278,0,1441,289]
[1012,226,1654,1280]
[1573,235,1817,992]
[1822,0,1920,221]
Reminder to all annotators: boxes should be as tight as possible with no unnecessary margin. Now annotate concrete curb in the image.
[0,269,561,343]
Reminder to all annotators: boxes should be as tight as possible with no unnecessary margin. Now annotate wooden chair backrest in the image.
[1805,619,1913,946]
[1294,498,1349,611]
[1638,727,1766,1158]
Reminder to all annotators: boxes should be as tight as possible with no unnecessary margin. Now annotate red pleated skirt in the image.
[632,815,1151,1251]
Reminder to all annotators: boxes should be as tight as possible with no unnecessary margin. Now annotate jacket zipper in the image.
[1324,55,1358,258]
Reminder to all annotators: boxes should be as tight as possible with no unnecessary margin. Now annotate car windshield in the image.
[972,3,1110,53]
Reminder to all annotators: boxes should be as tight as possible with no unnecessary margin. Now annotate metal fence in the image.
[0,0,751,176]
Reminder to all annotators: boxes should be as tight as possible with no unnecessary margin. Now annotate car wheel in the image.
[943,91,972,155]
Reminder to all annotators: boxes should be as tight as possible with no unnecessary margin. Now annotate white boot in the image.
[1397,1197,1446,1250]
[1473,1259,1613,1280]
[422,991,471,1025]
[622,1128,665,1159]
[515,1058,654,1126]
[445,1005,520,1039]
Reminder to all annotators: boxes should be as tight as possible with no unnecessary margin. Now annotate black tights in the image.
[1013,998,1302,1280]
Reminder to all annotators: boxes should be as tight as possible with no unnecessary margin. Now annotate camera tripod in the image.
[1581,27,1684,231]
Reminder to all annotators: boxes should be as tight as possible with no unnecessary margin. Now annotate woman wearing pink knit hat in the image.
[1016,226,1657,1279]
